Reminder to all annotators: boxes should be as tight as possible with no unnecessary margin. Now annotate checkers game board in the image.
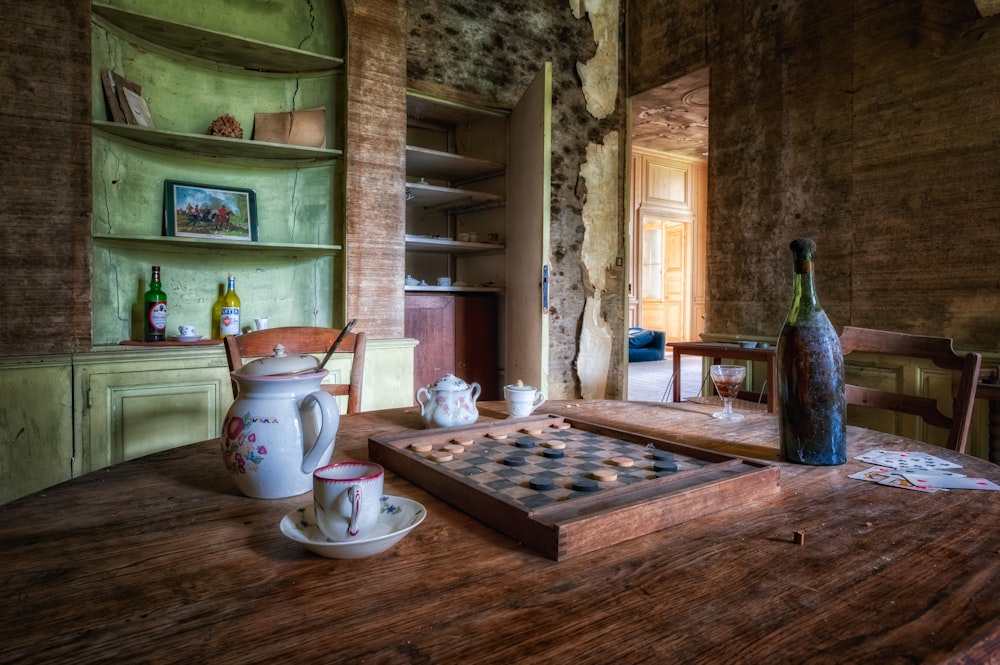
[369,414,780,560]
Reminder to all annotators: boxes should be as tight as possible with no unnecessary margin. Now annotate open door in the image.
[505,63,552,393]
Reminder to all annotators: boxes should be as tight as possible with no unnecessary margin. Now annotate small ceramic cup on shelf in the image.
[178,324,196,337]
[437,277,452,287]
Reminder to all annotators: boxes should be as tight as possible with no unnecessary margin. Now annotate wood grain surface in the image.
[2,400,999,664]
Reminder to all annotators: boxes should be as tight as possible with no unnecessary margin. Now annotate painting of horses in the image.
[163,180,258,242]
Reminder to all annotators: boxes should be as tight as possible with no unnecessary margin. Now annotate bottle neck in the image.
[227,277,236,291]
[788,256,820,320]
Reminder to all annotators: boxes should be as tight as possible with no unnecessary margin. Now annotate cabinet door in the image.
[405,295,456,396]
[0,358,73,505]
[506,63,552,393]
[456,294,500,400]
[81,365,230,471]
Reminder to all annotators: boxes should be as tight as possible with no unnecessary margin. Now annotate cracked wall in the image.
[407,0,627,398]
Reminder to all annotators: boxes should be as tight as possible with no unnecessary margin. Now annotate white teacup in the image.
[254,317,269,331]
[504,382,546,418]
[437,277,452,287]
[313,462,384,541]
[178,324,196,337]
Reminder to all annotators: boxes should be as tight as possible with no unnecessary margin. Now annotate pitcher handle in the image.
[300,390,341,474]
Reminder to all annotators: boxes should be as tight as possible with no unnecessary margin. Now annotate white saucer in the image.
[172,335,203,343]
[280,495,426,559]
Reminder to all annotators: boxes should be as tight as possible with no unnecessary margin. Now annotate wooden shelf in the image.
[404,235,504,254]
[404,285,503,294]
[93,234,341,256]
[406,182,504,212]
[92,3,343,73]
[94,121,342,163]
[406,146,504,181]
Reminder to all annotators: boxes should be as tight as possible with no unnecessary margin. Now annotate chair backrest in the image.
[839,326,981,453]
[224,326,367,414]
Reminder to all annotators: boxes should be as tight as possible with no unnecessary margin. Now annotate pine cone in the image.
[208,114,243,139]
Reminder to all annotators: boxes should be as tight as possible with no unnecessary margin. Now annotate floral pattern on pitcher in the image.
[221,411,269,474]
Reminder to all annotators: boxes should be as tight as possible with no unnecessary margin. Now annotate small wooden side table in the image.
[668,342,778,413]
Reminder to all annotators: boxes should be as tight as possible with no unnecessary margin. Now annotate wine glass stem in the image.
[723,397,733,416]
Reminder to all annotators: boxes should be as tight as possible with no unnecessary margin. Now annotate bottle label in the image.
[147,303,167,331]
[221,307,241,336]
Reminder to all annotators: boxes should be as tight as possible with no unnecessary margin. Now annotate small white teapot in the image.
[415,374,481,428]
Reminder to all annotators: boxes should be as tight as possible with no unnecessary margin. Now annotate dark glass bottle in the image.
[777,239,846,465]
[143,265,167,343]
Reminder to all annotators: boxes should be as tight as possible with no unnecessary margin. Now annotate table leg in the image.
[672,351,683,403]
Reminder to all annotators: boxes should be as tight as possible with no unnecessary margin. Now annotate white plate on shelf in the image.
[280,495,426,559]
[172,335,203,343]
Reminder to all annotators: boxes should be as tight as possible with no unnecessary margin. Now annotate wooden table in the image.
[669,341,778,412]
[3,401,1000,664]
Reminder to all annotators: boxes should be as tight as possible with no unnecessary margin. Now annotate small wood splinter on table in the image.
[793,530,806,546]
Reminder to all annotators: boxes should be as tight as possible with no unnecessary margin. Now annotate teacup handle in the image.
[532,392,546,411]
[347,483,364,536]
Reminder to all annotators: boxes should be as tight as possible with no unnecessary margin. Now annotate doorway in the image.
[627,67,709,343]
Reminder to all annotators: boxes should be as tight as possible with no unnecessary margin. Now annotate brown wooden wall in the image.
[0,1,92,356]
[629,0,1000,352]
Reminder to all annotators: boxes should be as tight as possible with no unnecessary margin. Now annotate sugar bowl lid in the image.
[237,344,320,377]
[426,374,471,391]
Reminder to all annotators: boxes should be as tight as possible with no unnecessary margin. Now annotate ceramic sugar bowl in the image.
[415,374,481,428]
[221,344,340,499]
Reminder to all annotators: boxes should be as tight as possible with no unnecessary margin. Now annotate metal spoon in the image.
[319,319,357,370]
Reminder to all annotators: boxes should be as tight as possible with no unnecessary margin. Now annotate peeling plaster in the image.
[572,0,618,119]
[577,131,619,399]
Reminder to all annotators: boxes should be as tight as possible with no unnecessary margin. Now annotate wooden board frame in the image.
[369,414,780,560]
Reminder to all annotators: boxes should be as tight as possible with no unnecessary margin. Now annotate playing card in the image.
[848,466,895,483]
[901,473,1000,491]
[854,450,961,472]
[848,466,943,492]
[876,474,941,492]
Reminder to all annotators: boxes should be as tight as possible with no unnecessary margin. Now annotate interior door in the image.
[663,221,687,342]
[506,63,552,393]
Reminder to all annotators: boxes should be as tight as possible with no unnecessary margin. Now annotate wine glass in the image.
[710,365,746,421]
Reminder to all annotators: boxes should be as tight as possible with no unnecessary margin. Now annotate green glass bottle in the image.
[776,239,846,465]
[143,265,167,342]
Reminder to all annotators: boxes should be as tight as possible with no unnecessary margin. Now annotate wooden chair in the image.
[839,326,981,453]
[224,326,367,414]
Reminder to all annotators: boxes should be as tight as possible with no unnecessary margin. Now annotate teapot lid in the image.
[237,344,320,377]
[426,374,471,391]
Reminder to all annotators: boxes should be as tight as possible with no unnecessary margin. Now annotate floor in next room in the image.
[627,353,708,403]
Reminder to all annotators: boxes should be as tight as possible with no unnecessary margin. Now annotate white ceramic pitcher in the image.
[221,345,340,499]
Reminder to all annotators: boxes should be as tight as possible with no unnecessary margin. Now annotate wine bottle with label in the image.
[143,265,167,342]
[220,273,241,338]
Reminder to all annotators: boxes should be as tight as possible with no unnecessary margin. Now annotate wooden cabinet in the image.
[90,2,346,342]
[404,64,553,394]
[0,356,74,505]
[405,294,499,400]
[73,349,232,473]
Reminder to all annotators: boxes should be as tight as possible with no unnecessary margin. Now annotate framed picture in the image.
[163,180,258,242]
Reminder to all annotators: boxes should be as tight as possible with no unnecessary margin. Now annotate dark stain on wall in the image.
[407,0,627,396]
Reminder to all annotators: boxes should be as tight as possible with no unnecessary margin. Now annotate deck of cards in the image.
[850,450,1000,493]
